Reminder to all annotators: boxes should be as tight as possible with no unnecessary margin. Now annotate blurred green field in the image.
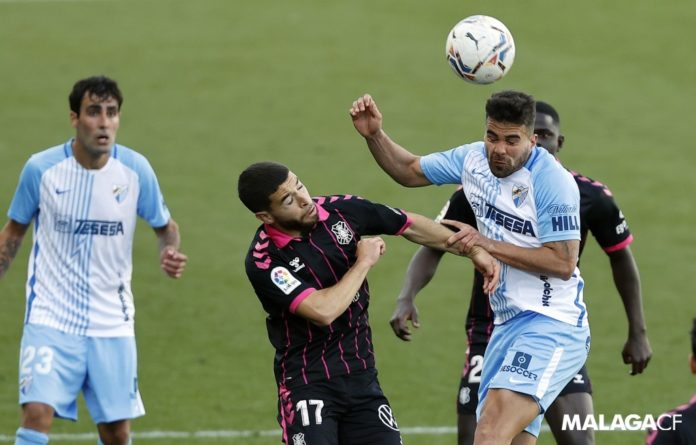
[0,0,695,443]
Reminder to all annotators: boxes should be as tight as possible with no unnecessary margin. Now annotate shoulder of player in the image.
[245,226,279,273]
[312,194,368,210]
[25,143,71,171]
[569,169,617,200]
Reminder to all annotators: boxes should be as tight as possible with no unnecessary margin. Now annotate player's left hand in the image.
[468,247,500,294]
[389,298,420,341]
[622,333,652,375]
[441,219,488,254]
[160,247,188,278]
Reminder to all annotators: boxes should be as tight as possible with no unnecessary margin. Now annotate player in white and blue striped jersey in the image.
[350,91,590,445]
[0,76,188,445]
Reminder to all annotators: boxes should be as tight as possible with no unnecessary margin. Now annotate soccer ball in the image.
[445,15,516,85]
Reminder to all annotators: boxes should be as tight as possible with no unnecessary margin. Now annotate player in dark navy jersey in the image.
[239,161,499,445]
[646,318,696,445]
[389,101,652,445]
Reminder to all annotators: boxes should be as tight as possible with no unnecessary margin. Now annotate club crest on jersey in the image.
[331,221,353,245]
[271,267,301,295]
[113,184,129,203]
[511,184,529,208]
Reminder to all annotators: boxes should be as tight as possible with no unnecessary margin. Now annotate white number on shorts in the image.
[296,399,324,426]
[468,355,484,384]
[20,346,54,375]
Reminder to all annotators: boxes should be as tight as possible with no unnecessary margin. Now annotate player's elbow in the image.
[557,261,576,280]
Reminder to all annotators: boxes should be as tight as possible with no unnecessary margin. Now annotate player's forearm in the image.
[154,219,181,253]
[397,246,445,301]
[484,239,578,280]
[402,213,467,255]
[609,248,647,336]
[365,130,428,187]
[298,260,372,326]
[0,221,27,279]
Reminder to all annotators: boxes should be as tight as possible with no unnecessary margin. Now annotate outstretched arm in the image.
[0,220,29,279]
[443,218,578,280]
[401,213,499,294]
[349,94,431,187]
[390,246,445,341]
[153,219,188,279]
[608,246,652,375]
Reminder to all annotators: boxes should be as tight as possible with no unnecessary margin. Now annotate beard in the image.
[275,214,318,235]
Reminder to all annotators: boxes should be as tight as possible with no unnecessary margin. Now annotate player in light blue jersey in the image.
[350,91,590,445]
[0,76,188,445]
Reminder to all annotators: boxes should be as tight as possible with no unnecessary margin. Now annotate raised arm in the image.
[349,94,431,187]
[443,219,578,280]
[608,246,652,375]
[153,218,188,279]
[0,220,29,279]
[295,237,385,326]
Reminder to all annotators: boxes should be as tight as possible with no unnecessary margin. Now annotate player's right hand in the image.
[468,247,500,294]
[389,298,420,341]
[356,237,386,267]
[349,94,383,138]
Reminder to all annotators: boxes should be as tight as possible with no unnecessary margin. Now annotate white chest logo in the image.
[331,221,353,245]
[292,433,306,445]
[512,184,529,208]
[113,184,129,203]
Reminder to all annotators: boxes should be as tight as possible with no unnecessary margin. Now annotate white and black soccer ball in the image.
[445,15,516,85]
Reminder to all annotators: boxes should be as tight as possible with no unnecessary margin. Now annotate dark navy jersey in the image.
[245,195,411,389]
[646,394,696,445]
[440,170,634,345]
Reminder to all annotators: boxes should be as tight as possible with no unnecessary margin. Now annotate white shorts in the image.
[18,323,145,423]
[477,311,590,437]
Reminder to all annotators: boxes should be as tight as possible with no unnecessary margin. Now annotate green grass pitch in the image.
[0,0,694,444]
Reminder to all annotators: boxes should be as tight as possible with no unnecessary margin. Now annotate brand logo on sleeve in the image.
[271,267,301,295]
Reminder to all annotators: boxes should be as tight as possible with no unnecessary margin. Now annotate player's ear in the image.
[70,111,79,129]
[690,354,696,374]
[255,211,273,225]
[558,134,565,150]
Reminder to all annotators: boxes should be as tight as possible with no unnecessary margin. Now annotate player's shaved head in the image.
[238,162,290,212]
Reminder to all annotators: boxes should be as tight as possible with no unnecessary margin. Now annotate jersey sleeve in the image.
[245,255,317,315]
[326,195,412,236]
[117,147,171,228]
[533,165,581,243]
[584,185,633,253]
[420,143,479,185]
[7,158,42,224]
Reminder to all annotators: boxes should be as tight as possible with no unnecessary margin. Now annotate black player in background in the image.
[389,101,652,445]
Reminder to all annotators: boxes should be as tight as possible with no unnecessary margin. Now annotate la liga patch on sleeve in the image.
[271,267,301,295]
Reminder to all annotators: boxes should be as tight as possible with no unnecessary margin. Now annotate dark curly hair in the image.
[69,76,123,115]
[485,90,535,134]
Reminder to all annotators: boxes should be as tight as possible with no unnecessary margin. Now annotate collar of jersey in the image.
[264,204,329,248]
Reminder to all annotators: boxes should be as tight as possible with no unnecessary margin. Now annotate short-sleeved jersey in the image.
[245,195,411,389]
[439,167,634,345]
[421,142,587,327]
[7,140,170,337]
[646,394,696,445]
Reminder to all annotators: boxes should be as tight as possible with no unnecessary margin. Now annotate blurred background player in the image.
[645,318,696,444]
[0,76,187,445]
[389,100,652,445]
[239,162,498,445]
